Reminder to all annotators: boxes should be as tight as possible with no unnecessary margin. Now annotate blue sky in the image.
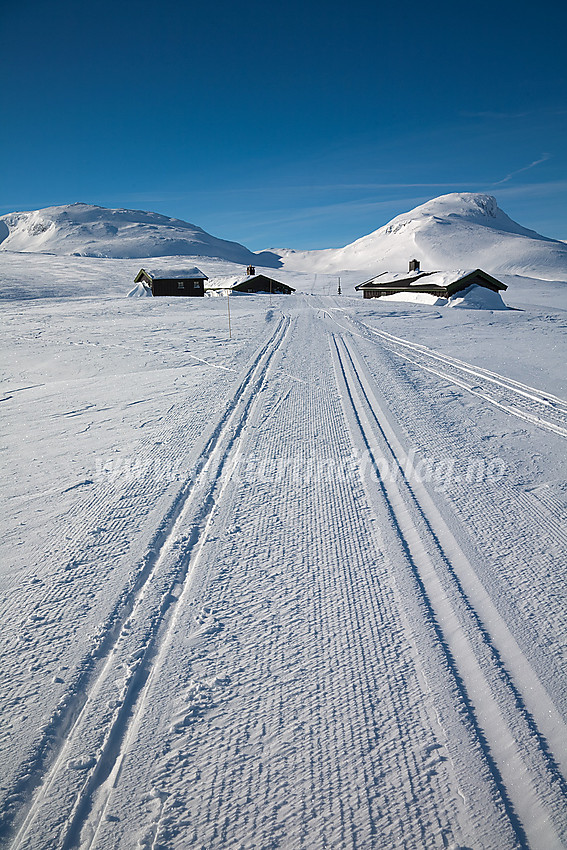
[1,0,565,249]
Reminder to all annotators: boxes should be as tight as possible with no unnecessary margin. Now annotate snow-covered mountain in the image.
[0,203,281,267]
[1,194,565,281]
[278,193,567,280]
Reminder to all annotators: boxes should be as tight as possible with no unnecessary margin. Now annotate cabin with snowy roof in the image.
[207,266,295,295]
[355,260,507,300]
[134,267,208,297]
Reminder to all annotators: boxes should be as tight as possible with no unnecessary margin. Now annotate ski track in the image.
[331,330,567,849]
[77,307,478,850]
[320,301,567,711]
[0,322,269,838]
[3,316,289,849]
[351,316,567,438]
[2,300,566,849]
[0,317,271,648]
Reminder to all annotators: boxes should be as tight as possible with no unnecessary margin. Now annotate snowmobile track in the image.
[330,329,567,850]
[7,315,290,850]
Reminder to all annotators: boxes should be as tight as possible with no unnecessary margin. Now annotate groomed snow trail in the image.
[6,317,290,849]
[331,332,567,848]
[4,300,566,849]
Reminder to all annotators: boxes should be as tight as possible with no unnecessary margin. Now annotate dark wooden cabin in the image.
[231,273,295,295]
[134,267,208,297]
[355,261,507,300]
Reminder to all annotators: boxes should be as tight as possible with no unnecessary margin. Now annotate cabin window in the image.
[178,282,185,289]
[193,281,200,289]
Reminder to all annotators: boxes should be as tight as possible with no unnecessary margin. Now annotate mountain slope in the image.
[278,193,567,280]
[0,203,281,267]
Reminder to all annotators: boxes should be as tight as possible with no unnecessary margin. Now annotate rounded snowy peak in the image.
[33,202,209,233]
[409,192,501,219]
[0,202,281,266]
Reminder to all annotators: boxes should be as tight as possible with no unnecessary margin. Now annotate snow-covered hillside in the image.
[278,193,567,280]
[0,203,281,267]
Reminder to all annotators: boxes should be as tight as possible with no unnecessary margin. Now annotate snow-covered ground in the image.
[1,250,567,849]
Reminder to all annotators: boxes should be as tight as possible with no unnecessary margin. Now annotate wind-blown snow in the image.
[127,283,152,297]
[278,193,567,280]
[382,284,509,309]
[368,274,509,310]
[379,291,448,306]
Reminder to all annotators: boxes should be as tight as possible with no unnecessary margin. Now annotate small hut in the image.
[207,267,295,295]
[232,274,295,295]
[134,267,208,297]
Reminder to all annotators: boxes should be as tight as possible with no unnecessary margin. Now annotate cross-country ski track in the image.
[2,298,566,849]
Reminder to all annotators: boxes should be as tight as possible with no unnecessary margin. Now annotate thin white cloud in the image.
[488,179,567,202]
[460,110,530,119]
[492,154,551,186]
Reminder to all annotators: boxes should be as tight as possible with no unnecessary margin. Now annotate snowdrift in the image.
[127,283,152,297]
[448,284,508,310]
[379,284,509,309]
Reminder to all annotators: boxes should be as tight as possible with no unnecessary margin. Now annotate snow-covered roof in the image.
[406,270,476,288]
[206,273,295,291]
[364,270,426,285]
[357,269,504,290]
[235,273,281,284]
[145,266,208,280]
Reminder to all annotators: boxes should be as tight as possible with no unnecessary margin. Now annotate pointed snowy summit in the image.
[278,193,567,280]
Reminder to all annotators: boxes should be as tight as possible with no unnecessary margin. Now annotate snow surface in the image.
[1,219,567,849]
[127,283,152,297]
[360,269,425,285]
[379,291,448,305]
[448,283,508,310]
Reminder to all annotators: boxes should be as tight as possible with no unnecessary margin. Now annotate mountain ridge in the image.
[0,202,281,267]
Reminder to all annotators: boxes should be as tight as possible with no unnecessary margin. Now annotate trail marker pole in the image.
[338,276,342,295]
[227,290,232,338]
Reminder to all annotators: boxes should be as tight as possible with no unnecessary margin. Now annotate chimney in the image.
[409,259,420,273]
[246,265,256,276]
